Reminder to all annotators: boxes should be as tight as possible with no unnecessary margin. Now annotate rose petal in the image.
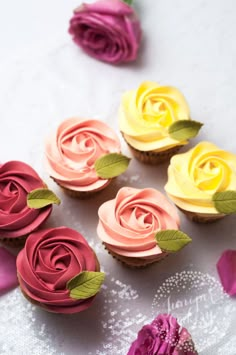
[217,249,236,296]
[0,247,18,295]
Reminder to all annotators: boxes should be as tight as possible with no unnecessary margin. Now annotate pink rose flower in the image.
[0,161,52,239]
[128,314,198,355]
[69,0,142,64]
[0,247,18,295]
[217,249,236,296]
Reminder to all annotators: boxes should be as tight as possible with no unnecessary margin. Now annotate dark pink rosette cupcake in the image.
[128,314,198,354]
[0,161,55,246]
[69,0,142,64]
[17,227,105,314]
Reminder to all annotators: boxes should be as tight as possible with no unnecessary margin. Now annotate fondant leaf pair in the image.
[67,271,105,300]
[27,189,61,209]
[155,230,192,253]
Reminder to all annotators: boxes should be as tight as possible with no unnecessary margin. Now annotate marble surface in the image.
[0,0,236,354]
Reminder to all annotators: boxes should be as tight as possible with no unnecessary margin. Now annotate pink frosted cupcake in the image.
[17,227,105,314]
[0,161,53,247]
[97,187,191,267]
[45,118,130,198]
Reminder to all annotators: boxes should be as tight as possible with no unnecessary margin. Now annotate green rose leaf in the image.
[212,190,236,214]
[155,230,192,253]
[168,120,203,141]
[123,0,133,5]
[95,153,131,179]
[27,188,61,209]
[67,271,105,300]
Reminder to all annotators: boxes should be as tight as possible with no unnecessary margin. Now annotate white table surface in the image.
[0,1,236,354]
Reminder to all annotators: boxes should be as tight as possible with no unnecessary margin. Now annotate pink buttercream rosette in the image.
[45,117,121,197]
[17,227,100,314]
[97,187,180,267]
[0,161,52,245]
[69,0,142,64]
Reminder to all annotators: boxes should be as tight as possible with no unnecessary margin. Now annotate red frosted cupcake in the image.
[0,161,54,247]
[17,227,105,314]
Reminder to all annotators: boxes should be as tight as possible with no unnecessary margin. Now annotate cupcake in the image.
[97,187,191,268]
[45,117,130,198]
[128,313,198,354]
[119,81,202,164]
[0,161,54,247]
[17,226,105,314]
[165,141,236,223]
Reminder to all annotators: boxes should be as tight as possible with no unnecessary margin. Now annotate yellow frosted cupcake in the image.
[165,142,236,223]
[119,81,202,164]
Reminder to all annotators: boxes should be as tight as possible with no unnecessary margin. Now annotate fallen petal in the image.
[217,249,236,296]
[0,247,18,295]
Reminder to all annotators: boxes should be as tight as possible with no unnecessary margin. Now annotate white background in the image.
[0,1,236,354]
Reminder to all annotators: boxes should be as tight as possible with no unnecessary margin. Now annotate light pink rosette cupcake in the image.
[17,227,105,314]
[45,118,130,198]
[97,187,191,267]
[0,161,53,247]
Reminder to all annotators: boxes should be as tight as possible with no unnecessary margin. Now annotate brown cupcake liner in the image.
[104,244,168,269]
[0,235,27,248]
[127,143,182,165]
[55,179,113,199]
[18,248,100,313]
[178,207,225,224]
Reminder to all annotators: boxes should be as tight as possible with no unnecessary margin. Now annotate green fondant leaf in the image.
[95,153,130,179]
[27,188,61,209]
[212,190,236,214]
[155,230,192,253]
[67,271,105,300]
[168,120,203,141]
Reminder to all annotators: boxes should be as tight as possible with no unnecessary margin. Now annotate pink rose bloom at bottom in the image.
[69,0,142,64]
[128,314,198,355]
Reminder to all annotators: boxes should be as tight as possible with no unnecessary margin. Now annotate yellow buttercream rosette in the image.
[165,142,236,215]
[119,81,190,152]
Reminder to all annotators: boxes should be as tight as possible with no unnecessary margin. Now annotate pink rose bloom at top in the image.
[128,314,198,355]
[69,0,142,64]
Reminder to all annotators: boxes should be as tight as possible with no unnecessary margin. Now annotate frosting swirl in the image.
[165,141,236,214]
[119,81,190,152]
[45,118,121,191]
[0,161,52,239]
[128,313,198,354]
[97,187,180,259]
[17,227,99,314]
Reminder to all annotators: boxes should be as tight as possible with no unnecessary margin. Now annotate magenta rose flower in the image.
[68,0,142,64]
[0,161,52,240]
[128,314,198,355]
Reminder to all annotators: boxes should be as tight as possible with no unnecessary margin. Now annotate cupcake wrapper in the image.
[0,235,27,248]
[18,249,100,313]
[178,207,225,224]
[104,244,168,269]
[54,179,113,199]
[127,143,182,165]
